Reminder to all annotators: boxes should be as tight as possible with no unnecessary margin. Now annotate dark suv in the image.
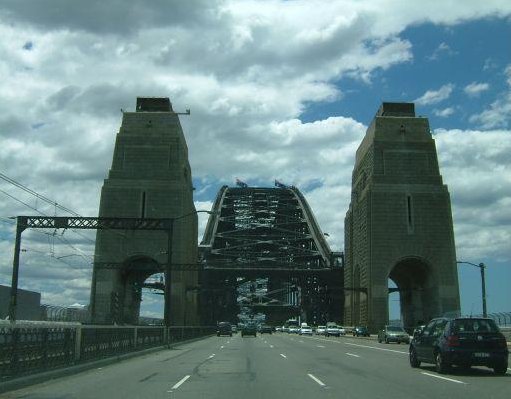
[260,325,273,334]
[217,322,232,337]
[353,326,370,337]
[409,317,508,375]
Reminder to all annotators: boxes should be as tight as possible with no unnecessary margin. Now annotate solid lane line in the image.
[280,353,287,358]
[421,372,466,384]
[344,342,407,354]
[307,373,326,387]
[170,375,191,390]
[346,353,360,358]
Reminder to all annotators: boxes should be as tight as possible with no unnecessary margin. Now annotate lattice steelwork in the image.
[199,186,343,325]
[201,186,333,271]
[16,216,172,231]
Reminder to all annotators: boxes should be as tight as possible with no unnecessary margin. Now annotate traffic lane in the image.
[2,335,229,399]
[170,332,339,398]
[269,333,437,399]
[303,334,510,395]
[269,333,510,399]
[339,334,511,389]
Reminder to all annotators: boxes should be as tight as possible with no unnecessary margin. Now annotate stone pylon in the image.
[90,97,198,325]
[344,102,460,332]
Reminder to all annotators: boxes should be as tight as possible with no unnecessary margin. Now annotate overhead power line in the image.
[0,172,80,216]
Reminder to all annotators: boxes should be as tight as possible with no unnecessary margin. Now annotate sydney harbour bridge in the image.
[6,98,460,331]
[198,184,343,326]
[1,97,474,393]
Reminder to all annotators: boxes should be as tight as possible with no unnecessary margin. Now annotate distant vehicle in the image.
[217,322,232,337]
[241,323,257,337]
[325,323,341,337]
[409,317,508,375]
[353,326,370,337]
[299,326,313,336]
[378,325,410,344]
[338,326,346,335]
[288,326,300,334]
[301,322,308,328]
[316,325,326,335]
[231,325,238,334]
[260,325,273,334]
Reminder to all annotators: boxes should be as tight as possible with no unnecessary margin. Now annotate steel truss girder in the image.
[202,187,333,272]
[16,216,172,232]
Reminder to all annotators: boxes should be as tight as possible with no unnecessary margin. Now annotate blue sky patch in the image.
[22,41,33,51]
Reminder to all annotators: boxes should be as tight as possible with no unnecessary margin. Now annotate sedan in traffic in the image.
[409,317,508,375]
[378,325,410,344]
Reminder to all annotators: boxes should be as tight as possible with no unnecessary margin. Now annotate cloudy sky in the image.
[0,1,510,320]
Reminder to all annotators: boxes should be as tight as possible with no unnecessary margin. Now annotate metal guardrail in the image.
[0,323,215,380]
[461,312,511,326]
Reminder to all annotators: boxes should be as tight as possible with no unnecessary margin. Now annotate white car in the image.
[325,325,341,337]
[316,325,326,335]
[339,326,346,335]
[299,326,313,335]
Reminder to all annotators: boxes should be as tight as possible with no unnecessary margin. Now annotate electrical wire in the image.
[0,172,80,216]
[0,188,93,262]
[0,187,96,245]
[0,172,125,241]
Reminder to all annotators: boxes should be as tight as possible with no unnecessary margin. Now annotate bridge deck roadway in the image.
[3,334,509,398]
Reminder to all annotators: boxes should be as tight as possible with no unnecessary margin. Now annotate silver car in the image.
[378,325,410,344]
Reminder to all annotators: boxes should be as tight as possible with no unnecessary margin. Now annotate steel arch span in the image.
[199,185,343,326]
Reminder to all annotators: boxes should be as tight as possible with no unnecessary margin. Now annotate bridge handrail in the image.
[0,324,216,380]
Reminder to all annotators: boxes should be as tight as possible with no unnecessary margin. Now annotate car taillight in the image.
[447,335,460,347]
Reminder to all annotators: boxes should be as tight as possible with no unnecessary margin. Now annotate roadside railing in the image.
[0,322,215,380]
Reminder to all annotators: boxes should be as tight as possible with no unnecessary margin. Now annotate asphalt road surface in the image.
[3,333,510,399]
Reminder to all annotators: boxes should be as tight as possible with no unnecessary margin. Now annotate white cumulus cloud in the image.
[414,84,455,106]
[464,82,490,97]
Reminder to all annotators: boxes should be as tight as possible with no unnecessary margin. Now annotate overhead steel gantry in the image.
[199,186,343,325]
[7,216,175,323]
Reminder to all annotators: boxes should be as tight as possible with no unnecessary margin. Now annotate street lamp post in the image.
[456,261,487,317]
[163,210,214,329]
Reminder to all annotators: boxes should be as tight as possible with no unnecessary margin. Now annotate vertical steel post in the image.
[164,219,174,331]
[480,263,487,318]
[8,217,26,323]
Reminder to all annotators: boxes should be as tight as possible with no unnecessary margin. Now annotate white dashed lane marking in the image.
[421,372,466,384]
[280,353,287,359]
[307,373,326,387]
[346,353,360,358]
[168,375,191,391]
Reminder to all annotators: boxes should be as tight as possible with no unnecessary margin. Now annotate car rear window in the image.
[452,319,500,333]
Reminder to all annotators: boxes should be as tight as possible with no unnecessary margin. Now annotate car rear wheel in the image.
[409,348,420,368]
[435,352,450,374]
